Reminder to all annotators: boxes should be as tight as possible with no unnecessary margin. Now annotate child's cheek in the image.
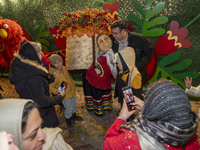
[118,64,122,71]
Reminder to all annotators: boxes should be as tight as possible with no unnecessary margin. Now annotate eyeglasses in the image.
[112,30,121,36]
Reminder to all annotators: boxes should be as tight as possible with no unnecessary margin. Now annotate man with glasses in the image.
[111,19,154,107]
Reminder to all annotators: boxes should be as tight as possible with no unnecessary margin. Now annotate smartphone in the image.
[57,81,67,94]
[122,86,135,111]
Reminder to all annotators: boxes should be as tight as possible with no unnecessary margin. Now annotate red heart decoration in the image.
[49,25,60,35]
[103,1,120,14]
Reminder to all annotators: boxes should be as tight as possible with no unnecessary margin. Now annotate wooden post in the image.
[92,36,96,67]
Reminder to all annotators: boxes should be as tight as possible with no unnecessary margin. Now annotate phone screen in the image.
[57,81,67,94]
[122,87,135,110]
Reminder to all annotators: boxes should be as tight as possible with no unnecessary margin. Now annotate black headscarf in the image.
[19,40,41,63]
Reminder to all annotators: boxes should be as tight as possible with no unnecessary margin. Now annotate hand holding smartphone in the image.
[122,86,135,111]
[57,81,67,94]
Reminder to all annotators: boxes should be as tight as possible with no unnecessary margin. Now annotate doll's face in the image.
[97,34,112,52]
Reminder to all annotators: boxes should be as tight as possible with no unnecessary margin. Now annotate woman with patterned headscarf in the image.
[103,80,200,150]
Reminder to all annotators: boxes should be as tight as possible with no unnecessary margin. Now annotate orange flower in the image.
[84,8,89,14]
[91,8,98,14]
[76,10,81,17]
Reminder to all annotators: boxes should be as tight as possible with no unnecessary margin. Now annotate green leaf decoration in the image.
[146,2,165,19]
[108,0,117,5]
[145,0,153,10]
[35,21,50,51]
[134,1,145,18]
[142,28,166,37]
[149,51,199,88]
[92,0,116,7]
[127,14,143,28]
[145,16,169,29]
[92,0,104,7]
[127,0,168,37]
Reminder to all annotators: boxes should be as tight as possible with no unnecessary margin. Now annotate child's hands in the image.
[59,90,65,97]
[119,99,135,121]
[117,63,123,71]
[184,76,192,89]
[53,70,61,78]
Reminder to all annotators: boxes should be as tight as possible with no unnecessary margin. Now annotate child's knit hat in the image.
[48,54,63,65]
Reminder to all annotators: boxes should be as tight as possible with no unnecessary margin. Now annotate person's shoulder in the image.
[111,37,118,44]
[106,49,114,54]
[62,66,69,72]
[62,66,71,75]
[48,66,56,73]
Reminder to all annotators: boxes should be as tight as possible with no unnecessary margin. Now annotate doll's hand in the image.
[184,76,192,89]
[95,68,101,74]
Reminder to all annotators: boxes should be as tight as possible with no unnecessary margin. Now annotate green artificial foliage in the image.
[149,51,199,88]
[127,0,168,37]
[35,21,50,50]
[92,0,117,7]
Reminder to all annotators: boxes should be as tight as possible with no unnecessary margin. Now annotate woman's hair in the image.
[21,101,39,133]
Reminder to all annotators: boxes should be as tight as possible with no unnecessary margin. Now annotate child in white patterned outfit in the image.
[184,76,200,118]
[184,76,200,97]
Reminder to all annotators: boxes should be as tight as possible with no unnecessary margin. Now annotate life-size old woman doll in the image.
[83,33,117,116]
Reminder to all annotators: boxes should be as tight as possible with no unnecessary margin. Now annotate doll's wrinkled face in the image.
[97,34,112,52]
